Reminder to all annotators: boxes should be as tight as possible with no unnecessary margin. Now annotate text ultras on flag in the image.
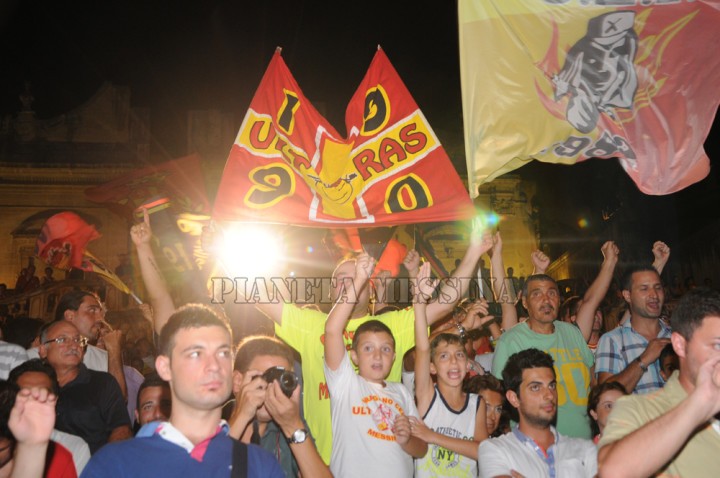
[213,49,473,226]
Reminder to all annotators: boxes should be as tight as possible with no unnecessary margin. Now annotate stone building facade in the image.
[0,83,149,287]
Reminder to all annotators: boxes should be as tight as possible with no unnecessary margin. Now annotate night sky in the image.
[0,1,460,149]
[2,0,719,263]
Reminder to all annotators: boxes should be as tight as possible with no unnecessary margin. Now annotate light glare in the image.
[219,225,283,277]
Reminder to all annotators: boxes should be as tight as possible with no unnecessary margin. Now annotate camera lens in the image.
[262,366,299,398]
[279,371,298,395]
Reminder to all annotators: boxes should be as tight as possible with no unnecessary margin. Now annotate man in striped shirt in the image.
[595,266,671,394]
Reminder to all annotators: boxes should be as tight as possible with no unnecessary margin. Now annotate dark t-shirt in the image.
[56,364,130,454]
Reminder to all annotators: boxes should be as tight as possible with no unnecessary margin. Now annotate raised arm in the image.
[324,253,374,371]
[651,241,670,275]
[428,299,495,349]
[9,388,56,478]
[576,241,619,342]
[531,249,550,275]
[598,354,720,478]
[130,208,176,335]
[425,229,493,325]
[403,249,421,279]
[413,262,439,415]
[462,299,499,341]
[100,326,128,402]
[489,231,518,331]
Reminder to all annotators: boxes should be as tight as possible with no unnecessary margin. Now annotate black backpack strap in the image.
[231,438,248,478]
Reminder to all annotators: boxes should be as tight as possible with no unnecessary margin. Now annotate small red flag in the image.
[35,212,100,270]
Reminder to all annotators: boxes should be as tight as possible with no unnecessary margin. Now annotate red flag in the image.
[35,212,135,295]
[85,153,210,218]
[213,48,474,226]
[35,212,101,270]
[325,228,407,277]
[374,238,407,277]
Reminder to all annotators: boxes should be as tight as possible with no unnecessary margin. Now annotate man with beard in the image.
[598,288,720,477]
[595,266,671,394]
[492,275,594,439]
[480,349,597,478]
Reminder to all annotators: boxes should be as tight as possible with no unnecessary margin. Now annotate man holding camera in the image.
[230,335,330,478]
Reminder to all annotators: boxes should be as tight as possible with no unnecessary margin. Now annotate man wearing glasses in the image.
[27,290,128,402]
[39,320,132,453]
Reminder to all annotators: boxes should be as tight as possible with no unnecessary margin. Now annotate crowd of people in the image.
[0,213,719,478]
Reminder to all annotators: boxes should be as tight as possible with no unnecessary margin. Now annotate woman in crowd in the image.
[587,381,628,443]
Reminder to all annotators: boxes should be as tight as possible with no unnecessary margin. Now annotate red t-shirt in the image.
[46,441,77,478]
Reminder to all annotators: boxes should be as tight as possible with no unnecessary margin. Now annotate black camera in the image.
[261,366,299,398]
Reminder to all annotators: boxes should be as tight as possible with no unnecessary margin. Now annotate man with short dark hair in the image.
[81,305,284,477]
[39,321,131,454]
[53,291,109,371]
[480,348,597,478]
[134,373,171,429]
[492,274,594,438]
[598,288,720,477]
[595,266,671,394]
[230,335,330,478]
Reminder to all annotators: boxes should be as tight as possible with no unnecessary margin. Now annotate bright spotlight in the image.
[218,224,284,278]
[473,210,501,230]
[485,212,500,227]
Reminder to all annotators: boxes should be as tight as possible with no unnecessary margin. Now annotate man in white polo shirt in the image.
[479,348,596,478]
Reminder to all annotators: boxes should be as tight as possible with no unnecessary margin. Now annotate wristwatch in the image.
[637,357,649,373]
[287,428,309,444]
[454,322,467,341]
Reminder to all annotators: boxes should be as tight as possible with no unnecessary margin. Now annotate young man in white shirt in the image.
[479,348,597,478]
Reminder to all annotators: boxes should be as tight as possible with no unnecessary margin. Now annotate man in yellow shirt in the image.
[598,288,720,477]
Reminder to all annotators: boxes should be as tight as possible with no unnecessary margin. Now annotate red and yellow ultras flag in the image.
[459,0,720,197]
[213,48,474,226]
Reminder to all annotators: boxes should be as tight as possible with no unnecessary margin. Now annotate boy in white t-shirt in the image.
[410,262,489,477]
[324,253,427,478]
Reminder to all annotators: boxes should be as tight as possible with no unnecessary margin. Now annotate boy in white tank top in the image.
[410,262,490,477]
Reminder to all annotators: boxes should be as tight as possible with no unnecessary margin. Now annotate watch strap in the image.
[287,428,308,444]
